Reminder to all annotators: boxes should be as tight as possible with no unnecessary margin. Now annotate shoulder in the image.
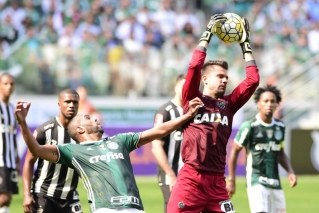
[274,118,285,127]
[37,118,58,132]
[157,101,173,112]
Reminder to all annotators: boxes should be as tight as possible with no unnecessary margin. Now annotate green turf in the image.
[11,175,319,212]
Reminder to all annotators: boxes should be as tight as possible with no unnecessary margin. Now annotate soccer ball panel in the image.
[215,13,243,44]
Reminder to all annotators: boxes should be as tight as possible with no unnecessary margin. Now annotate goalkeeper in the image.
[167,14,259,213]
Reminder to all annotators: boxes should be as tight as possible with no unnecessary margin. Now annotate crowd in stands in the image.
[0,0,318,97]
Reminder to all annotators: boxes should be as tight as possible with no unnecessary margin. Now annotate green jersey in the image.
[234,114,285,189]
[56,133,144,212]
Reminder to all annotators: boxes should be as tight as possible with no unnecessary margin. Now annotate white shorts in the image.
[93,208,146,213]
[247,184,286,213]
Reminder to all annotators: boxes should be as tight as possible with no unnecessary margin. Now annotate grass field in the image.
[11,175,319,212]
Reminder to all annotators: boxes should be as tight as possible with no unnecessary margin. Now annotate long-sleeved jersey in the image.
[181,48,259,174]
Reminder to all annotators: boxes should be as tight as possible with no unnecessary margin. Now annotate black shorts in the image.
[32,193,82,213]
[0,167,19,194]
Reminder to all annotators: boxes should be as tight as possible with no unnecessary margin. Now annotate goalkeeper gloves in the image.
[239,17,252,58]
[200,14,227,43]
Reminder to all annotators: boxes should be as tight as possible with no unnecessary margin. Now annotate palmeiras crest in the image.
[274,127,283,140]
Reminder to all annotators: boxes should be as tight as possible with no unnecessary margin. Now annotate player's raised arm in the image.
[15,101,59,163]
[138,98,203,147]
[182,15,227,105]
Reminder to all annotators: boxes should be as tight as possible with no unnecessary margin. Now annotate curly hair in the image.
[254,84,282,104]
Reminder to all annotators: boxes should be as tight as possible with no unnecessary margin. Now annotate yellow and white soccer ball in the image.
[215,13,243,44]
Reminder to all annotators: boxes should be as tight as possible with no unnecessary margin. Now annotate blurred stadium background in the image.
[1,0,318,212]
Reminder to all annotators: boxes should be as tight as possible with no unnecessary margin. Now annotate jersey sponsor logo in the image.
[255,142,281,152]
[274,127,283,140]
[89,152,124,164]
[107,142,119,150]
[258,176,280,187]
[219,199,235,213]
[216,101,225,109]
[44,123,54,130]
[193,113,228,126]
[111,196,140,206]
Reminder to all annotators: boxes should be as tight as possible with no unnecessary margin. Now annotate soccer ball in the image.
[215,13,243,44]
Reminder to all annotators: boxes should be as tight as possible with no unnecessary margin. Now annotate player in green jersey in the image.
[227,85,297,213]
[15,97,203,213]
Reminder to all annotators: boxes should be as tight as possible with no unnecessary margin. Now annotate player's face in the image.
[203,66,228,97]
[81,115,104,135]
[0,75,15,98]
[257,91,278,118]
[59,93,79,119]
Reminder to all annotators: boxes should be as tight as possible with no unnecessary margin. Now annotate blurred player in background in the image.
[15,97,203,213]
[0,73,19,213]
[22,89,82,213]
[227,84,297,213]
[167,14,260,213]
[151,74,185,213]
[76,86,103,124]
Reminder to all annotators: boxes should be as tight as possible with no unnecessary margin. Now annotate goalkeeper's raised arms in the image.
[239,17,252,58]
[199,14,227,43]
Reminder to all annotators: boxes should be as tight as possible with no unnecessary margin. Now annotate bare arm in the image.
[279,149,297,188]
[22,150,37,213]
[138,98,203,147]
[15,101,59,163]
[226,142,243,197]
[152,139,177,191]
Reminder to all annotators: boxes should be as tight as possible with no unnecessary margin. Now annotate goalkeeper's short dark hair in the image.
[202,60,228,75]
[254,84,282,104]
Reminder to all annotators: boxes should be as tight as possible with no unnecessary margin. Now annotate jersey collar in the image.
[256,113,274,127]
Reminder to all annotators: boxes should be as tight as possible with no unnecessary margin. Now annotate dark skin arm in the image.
[226,142,243,197]
[279,149,297,188]
[22,150,37,213]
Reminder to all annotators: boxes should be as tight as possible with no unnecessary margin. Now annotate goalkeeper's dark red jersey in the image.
[181,48,259,174]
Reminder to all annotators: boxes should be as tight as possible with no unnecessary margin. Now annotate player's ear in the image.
[77,126,85,134]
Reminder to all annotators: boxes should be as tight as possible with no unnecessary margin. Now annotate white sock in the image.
[0,206,9,213]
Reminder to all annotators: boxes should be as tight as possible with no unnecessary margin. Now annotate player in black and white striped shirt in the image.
[0,73,19,213]
[151,74,185,213]
[22,89,82,213]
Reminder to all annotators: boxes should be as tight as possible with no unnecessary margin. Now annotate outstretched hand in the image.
[187,97,203,117]
[15,101,31,124]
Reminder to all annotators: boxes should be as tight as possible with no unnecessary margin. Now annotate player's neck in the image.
[0,95,10,104]
[57,115,71,128]
[172,95,182,107]
[259,114,273,124]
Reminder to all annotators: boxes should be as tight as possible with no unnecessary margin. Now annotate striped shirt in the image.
[32,117,79,200]
[0,100,17,169]
[154,100,184,186]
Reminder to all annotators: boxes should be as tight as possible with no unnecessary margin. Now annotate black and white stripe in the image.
[0,100,17,169]
[32,117,79,200]
[155,101,184,186]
